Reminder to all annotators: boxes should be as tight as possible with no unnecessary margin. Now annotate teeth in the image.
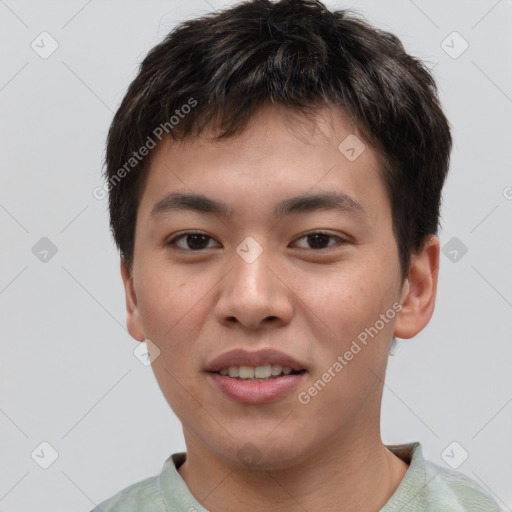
[228,366,239,378]
[254,365,271,378]
[218,364,297,379]
[271,365,282,376]
[239,366,255,379]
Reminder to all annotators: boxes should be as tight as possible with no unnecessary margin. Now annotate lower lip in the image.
[208,372,306,404]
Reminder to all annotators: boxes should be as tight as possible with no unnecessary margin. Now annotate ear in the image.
[394,235,440,339]
[120,258,146,342]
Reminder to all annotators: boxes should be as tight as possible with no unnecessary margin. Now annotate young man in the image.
[93,0,501,510]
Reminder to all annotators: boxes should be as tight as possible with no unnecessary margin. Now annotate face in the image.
[122,104,423,470]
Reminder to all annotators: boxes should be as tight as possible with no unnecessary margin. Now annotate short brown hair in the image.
[104,0,452,278]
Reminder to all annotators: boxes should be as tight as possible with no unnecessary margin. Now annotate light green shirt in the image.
[91,442,501,511]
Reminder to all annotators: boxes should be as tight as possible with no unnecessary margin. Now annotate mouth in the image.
[213,364,307,381]
[205,349,308,404]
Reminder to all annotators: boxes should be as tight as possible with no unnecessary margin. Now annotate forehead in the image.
[138,104,387,222]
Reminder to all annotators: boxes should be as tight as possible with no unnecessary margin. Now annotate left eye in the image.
[293,232,344,250]
[166,231,345,251]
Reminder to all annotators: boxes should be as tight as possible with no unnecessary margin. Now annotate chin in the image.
[211,434,313,471]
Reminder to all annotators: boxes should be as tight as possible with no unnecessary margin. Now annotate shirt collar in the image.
[158,442,424,511]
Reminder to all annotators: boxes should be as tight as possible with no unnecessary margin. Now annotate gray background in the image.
[1,0,511,510]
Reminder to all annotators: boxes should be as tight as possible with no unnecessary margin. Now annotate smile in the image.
[217,364,305,380]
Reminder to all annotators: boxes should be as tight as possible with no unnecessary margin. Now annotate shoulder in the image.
[421,458,501,512]
[384,442,501,512]
[90,475,167,512]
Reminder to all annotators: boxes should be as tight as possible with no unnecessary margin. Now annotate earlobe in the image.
[120,258,146,342]
[393,236,440,339]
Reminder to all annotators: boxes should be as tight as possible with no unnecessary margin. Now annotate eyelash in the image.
[166,231,347,251]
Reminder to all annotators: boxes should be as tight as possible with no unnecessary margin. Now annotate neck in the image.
[177,429,409,512]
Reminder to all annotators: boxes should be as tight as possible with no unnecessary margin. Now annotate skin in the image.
[121,103,439,511]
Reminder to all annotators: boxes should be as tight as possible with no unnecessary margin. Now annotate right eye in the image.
[166,231,221,251]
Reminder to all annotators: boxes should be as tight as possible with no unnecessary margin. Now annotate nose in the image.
[214,247,294,331]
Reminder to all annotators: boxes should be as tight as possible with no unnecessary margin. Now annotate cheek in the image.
[137,268,212,413]
[301,261,397,341]
[136,263,206,338]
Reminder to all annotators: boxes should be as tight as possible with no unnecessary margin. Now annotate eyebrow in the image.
[150,191,367,219]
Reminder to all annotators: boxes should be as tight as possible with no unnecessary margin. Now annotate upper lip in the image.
[205,348,307,372]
